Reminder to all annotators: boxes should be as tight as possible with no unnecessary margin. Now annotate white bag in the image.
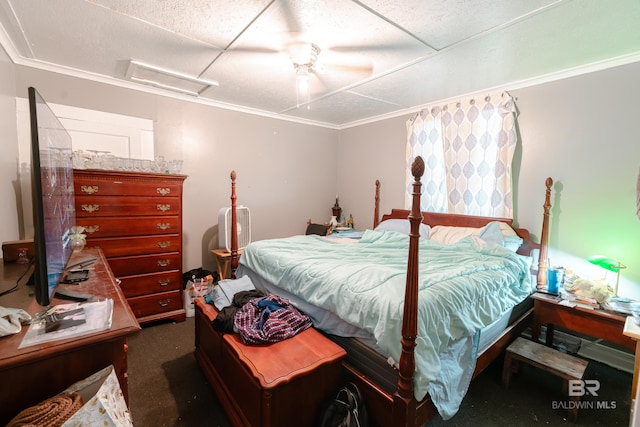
[183,279,213,317]
[62,365,133,427]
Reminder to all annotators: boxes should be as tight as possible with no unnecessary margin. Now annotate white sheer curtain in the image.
[405,91,518,218]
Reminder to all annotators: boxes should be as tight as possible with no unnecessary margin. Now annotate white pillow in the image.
[211,275,255,310]
[374,219,431,239]
[429,221,523,251]
[428,225,478,244]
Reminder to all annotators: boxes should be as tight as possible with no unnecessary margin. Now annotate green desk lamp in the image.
[587,255,627,297]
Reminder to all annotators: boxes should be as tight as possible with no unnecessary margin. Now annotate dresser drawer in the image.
[77,216,180,238]
[119,270,181,298]
[73,169,186,324]
[108,253,182,276]
[76,196,180,216]
[127,290,183,318]
[74,176,183,198]
[86,235,181,257]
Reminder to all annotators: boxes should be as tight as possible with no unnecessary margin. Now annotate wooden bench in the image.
[194,297,346,427]
[502,337,588,422]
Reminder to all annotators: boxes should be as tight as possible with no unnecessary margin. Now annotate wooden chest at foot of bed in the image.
[194,297,347,427]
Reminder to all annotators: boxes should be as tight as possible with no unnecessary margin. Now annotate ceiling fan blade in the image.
[328,42,420,53]
[226,46,281,54]
[278,0,302,34]
[316,62,373,75]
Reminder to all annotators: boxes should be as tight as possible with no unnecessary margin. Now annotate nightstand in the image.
[531,292,635,351]
[210,248,243,279]
[623,317,640,405]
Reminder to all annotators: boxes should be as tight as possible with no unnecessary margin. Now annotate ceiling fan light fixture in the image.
[289,43,319,109]
[296,65,310,89]
[288,42,320,67]
[295,64,310,108]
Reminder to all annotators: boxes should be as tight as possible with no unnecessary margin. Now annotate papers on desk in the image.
[558,299,596,310]
[560,292,599,309]
[18,299,113,349]
[602,297,640,316]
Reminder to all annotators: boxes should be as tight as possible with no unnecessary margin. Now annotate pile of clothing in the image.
[207,276,312,345]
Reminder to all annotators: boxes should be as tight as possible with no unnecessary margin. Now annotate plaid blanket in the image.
[234,294,312,345]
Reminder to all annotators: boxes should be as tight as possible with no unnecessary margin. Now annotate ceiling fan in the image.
[286,41,373,107]
[288,42,319,107]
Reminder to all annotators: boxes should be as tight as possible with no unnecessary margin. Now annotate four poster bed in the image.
[195,157,553,426]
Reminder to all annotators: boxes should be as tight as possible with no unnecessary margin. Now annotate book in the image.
[562,291,599,309]
[602,297,640,315]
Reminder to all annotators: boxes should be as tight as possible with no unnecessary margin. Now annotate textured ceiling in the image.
[1,0,639,128]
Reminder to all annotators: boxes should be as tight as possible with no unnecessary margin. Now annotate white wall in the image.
[336,118,407,229]
[514,62,640,299]
[338,61,640,299]
[12,67,339,274]
[0,46,20,243]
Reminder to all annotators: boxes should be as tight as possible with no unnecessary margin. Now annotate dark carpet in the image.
[127,318,632,426]
[127,317,231,427]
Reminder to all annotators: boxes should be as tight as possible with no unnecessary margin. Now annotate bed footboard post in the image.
[373,179,381,229]
[230,170,239,279]
[536,177,553,289]
[393,156,424,425]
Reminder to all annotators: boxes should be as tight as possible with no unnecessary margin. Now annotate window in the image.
[406,91,518,218]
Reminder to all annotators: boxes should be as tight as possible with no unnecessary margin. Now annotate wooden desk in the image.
[531,292,635,351]
[210,248,243,279]
[0,248,140,424]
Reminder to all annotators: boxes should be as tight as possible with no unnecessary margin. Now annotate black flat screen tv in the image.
[28,87,76,306]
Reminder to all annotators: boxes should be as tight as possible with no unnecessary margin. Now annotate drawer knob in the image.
[158,279,171,286]
[157,241,171,249]
[82,204,100,213]
[157,204,171,212]
[157,259,171,267]
[157,223,170,231]
[83,225,100,234]
[158,299,171,307]
[81,185,99,195]
[157,188,171,196]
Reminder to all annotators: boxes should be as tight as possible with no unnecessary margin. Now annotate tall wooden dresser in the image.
[74,169,187,324]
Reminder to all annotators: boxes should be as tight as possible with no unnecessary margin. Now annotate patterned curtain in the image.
[405,91,518,218]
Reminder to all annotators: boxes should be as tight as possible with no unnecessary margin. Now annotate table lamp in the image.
[587,255,627,296]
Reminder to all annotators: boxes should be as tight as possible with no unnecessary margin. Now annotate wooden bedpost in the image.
[393,156,424,425]
[536,177,553,289]
[373,179,381,229]
[230,170,238,279]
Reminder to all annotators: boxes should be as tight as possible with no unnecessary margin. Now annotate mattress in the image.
[235,231,532,418]
[237,262,530,386]
[326,297,533,395]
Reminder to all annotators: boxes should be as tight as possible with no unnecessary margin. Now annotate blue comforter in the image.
[239,229,531,406]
